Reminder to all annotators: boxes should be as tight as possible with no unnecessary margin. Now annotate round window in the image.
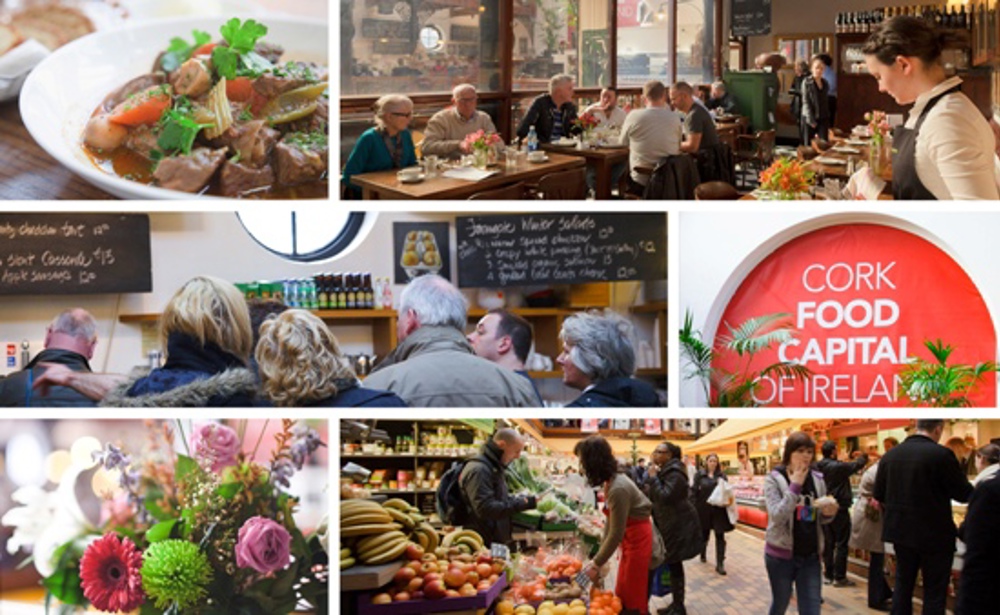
[420,25,443,51]
[237,211,368,262]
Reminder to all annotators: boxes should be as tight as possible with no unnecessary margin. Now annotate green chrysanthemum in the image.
[140,540,213,610]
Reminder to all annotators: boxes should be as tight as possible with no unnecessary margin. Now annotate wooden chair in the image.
[716,124,738,152]
[529,167,587,200]
[694,181,740,200]
[734,129,776,189]
[467,182,527,200]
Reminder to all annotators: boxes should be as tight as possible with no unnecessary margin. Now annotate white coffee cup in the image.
[528,151,545,162]
[398,166,422,181]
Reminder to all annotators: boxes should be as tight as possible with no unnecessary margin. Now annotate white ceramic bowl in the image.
[20,15,327,200]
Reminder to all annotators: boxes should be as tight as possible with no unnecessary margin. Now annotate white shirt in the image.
[583,104,627,129]
[907,76,1000,200]
[619,106,682,185]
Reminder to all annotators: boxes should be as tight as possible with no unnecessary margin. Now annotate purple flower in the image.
[190,423,241,473]
[93,443,130,471]
[288,426,323,470]
[270,458,295,488]
[234,517,292,574]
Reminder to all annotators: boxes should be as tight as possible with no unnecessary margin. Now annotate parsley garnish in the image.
[211,18,269,80]
[157,108,212,156]
[160,30,211,72]
[285,131,328,151]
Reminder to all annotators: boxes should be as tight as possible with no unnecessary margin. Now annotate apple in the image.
[405,561,423,575]
[444,568,468,589]
[411,591,424,600]
[394,592,411,602]
[394,566,417,587]
[477,580,491,591]
[424,580,447,600]
[488,574,499,584]
[466,571,480,585]
[476,563,493,578]
[420,562,439,575]
[477,553,493,565]
[422,553,438,563]
[405,544,425,561]
[491,561,505,575]
[424,572,442,584]
[459,583,477,597]
[372,593,392,605]
[406,577,424,594]
[446,590,460,598]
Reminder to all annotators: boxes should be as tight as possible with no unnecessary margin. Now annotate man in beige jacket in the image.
[421,84,497,158]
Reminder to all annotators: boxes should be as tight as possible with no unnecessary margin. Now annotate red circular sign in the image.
[714,223,996,407]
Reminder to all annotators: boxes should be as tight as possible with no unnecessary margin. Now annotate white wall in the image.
[679,211,1000,406]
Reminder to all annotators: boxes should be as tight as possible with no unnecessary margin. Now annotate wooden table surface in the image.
[352,151,585,199]
[806,139,894,184]
[541,143,628,200]
[0,100,114,200]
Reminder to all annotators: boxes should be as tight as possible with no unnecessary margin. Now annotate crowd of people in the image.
[0,274,663,408]
[447,425,998,615]
[340,71,729,199]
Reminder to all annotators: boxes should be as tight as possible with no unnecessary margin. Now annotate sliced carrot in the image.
[193,42,217,57]
[248,89,270,116]
[108,85,173,126]
[226,76,253,102]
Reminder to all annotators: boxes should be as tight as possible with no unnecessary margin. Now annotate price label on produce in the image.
[574,570,592,592]
[490,543,511,561]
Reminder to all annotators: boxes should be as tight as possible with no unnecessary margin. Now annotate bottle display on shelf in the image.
[235,270,385,310]
[836,4,975,33]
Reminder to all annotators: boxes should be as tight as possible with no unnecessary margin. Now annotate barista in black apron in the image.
[891,84,962,200]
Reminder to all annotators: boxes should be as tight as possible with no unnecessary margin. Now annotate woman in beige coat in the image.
[849,461,892,611]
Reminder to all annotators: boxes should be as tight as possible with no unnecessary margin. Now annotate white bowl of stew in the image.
[20,15,328,200]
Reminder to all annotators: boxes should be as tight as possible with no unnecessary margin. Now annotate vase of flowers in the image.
[2,420,328,615]
[758,157,815,199]
[573,112,600,146]
[865,110,891,175]
[461,129,503,169]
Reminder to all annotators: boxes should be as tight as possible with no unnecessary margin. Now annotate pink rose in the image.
[190,423,240,473]
[235,516,292,574]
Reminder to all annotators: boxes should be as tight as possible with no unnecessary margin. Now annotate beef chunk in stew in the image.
[124,125,161,160]
[275,138,327,186]
[210,120,279,167]
[152,147,226,193]
[219,161,275,197]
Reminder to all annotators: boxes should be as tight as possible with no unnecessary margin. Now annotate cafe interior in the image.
[339,0,1000,200]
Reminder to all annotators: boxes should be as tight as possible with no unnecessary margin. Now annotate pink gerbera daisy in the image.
[79,533,145,613]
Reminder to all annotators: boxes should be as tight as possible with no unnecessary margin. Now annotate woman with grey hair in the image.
[342,93,417,198]
[557,309,661,406]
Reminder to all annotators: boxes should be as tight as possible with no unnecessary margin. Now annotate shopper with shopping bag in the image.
[692,453,735,575]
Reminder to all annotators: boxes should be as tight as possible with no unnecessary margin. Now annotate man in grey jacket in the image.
[0,308,98,407]
[363,275,540,407]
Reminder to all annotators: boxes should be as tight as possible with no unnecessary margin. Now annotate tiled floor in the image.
[649,529,940,614]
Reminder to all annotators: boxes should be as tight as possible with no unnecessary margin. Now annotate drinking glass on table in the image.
[505,147,519,171]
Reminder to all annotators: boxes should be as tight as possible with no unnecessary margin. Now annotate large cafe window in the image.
[341,0,502,96]
[512,0,612,90]
[616,0,715,88]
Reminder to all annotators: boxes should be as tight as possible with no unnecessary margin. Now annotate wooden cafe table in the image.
[540,142,629,200]
[0,100,113,199]
[351,151,585,199]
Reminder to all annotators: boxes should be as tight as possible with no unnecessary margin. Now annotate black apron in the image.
[891,84,962,200]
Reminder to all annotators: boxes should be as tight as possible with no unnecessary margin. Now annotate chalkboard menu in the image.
[0,214,152,295]
[455,213,666,288]
[732,0,771,36]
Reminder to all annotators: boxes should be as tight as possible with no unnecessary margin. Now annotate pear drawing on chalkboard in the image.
[401,229,442,279]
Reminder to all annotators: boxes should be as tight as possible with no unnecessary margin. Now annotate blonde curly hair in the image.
[160,275,253,363]
[255,309,356,406]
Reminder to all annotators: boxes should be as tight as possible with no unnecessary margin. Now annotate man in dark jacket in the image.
[516,74,578,143]
[816,442,868,587]
[956,471,1000,614]
[0,309,99,407]
[874,420,973,615]
[459,428,537,547]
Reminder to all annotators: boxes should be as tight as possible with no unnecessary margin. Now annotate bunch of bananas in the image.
[441,528,485,553]
[383,498,440,554]
[340,545,355,570]
[341,498,444,568]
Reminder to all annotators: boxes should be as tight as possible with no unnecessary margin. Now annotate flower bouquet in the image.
[3,420,328,615]
[572,112,600,144]
[460,129,503,168]
[758,157,815,200]
[864,109,891,174]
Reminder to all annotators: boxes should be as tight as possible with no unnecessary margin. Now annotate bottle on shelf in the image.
[364,272,374,309]
[316,273,329,310]
[381,277,393,310]
[333,273,345,309]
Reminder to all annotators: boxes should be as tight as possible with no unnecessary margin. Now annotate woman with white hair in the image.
[557,309,661,407]
[255,310,405,407]
[342,93,417,198]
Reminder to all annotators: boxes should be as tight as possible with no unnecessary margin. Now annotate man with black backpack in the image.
[437,428,537,547]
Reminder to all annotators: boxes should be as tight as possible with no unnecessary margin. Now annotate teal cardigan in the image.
[342,127,417,198]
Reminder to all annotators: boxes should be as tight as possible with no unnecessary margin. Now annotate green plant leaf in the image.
[42,567,85,606]
[146,519,178,543]
[217,482,242,499]
[175,454,199,483]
